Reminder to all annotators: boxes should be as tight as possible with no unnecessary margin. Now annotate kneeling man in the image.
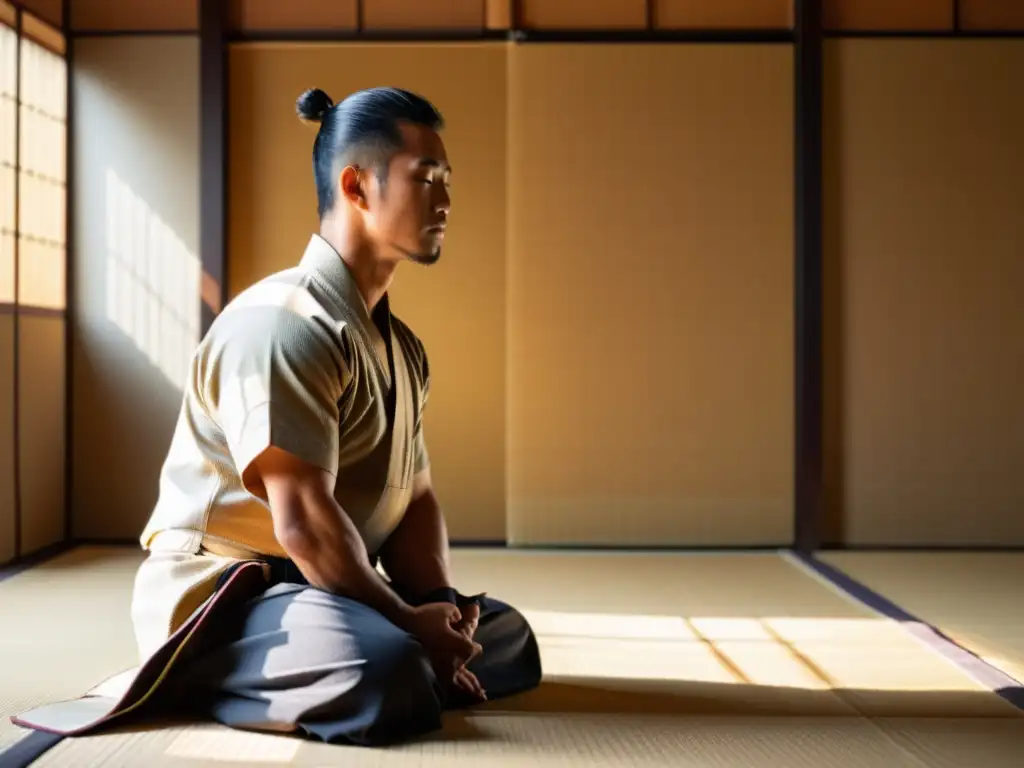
[129,85,541,746]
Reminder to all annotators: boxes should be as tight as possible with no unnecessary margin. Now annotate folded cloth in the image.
[4,555,537,765]
[4,560,270,765]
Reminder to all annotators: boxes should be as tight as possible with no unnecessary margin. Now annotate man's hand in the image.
[454,667,486,701]
[406,602,481,677]
[407,601,488,702]
[453,601,481,641]
[376,468,487,701]
[451,601,486,700]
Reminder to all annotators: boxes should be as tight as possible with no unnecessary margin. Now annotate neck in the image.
[319,217,397,313]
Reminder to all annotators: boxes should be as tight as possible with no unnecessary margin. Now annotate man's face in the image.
[365,122,452,265]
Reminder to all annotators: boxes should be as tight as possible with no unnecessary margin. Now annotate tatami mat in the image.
[2,546,1022,767]
[31,715,1024,768]
[820,552,1024,684]
[0,547,143,751]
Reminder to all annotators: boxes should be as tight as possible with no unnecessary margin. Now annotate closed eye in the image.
[418,177,451,190]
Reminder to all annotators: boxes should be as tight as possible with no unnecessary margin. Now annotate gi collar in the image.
[298,233,392,326]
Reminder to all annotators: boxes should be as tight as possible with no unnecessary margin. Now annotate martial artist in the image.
[125,86,543,745]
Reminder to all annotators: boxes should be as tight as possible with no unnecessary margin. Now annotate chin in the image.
[409,247,442,266]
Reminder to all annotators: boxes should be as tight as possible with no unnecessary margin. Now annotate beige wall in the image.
[59,9,1024,549]
[506,44,794,545]
[229,42,794,546]
[823,39,1024,546]
[71,36,200,540]
[229,42,510,542]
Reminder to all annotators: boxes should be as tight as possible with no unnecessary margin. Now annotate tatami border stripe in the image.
[787,551,1024,713]
[0,730,63,768]
[0,542,75,584]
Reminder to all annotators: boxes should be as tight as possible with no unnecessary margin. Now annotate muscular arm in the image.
[378,467,453,598]
[249,446,417,631]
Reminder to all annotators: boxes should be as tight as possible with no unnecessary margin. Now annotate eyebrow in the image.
[416,158,453,174]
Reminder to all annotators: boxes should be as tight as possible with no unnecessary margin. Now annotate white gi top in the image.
[129,234,431,662]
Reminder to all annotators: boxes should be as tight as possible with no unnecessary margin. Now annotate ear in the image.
[338,165,368,210]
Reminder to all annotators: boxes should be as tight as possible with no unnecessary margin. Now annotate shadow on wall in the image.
[103,168,201,389]
[71,36,200,541]
[70,169,200,540]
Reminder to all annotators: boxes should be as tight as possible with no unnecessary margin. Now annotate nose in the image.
[434,185,451,215]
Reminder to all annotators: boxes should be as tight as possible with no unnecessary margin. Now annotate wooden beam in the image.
[794,0,824,553]
[199,0,228,337]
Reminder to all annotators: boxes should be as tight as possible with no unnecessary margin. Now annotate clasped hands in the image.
[406,599,487,701]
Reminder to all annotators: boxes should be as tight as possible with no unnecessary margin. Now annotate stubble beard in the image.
[390,241,442,266]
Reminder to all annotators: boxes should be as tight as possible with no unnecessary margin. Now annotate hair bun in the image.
[296,88,334,123]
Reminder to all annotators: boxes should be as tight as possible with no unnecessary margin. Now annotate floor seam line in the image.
[782,549,1024,715]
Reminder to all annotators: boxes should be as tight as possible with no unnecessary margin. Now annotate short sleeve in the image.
[201,307,349,484]
[412,352,431,474]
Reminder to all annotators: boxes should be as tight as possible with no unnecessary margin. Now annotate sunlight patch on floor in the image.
[164,727,303,763]
[525,610,999,695]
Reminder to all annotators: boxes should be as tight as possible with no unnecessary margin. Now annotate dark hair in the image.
[296,87,445,218]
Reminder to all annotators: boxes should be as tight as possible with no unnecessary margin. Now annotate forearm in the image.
[276,494,416,631]
[379,488,452,598]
